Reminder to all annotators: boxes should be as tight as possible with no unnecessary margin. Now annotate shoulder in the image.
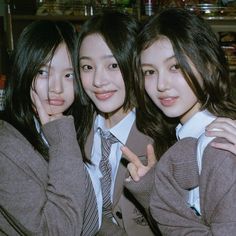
[202,137,236,172]
[129,121,153,143]
[126,122,153,156]
[0,120,28,148]
[159,137,198,164]
[0,120,44,168]
[156,138,199,190]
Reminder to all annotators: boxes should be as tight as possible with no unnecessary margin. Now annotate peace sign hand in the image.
[121,144,157,182]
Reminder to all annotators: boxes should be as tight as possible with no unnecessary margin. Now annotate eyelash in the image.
[109,63,118,69]
[170,64,180,71]
[143,70,155,76]
[38,69,48,77]
[81,63,119,71]
[37,70,74,80]
[65,73,74,80]
[81,65,92,71]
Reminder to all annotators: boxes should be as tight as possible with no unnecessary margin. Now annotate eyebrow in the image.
[165,55,176,63]
[40,66,74,72]
[79,54,115,61]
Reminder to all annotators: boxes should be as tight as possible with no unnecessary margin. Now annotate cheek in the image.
[31,79,48,105]
[34,79,48,96]
[80,74,91,91]
[113,71,125,88]
[186,89,198,104]
[145,79,155,97]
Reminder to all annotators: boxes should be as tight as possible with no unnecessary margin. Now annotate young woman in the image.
[122,8,236,235]
[77,11,158,236]
[0,20,98,235]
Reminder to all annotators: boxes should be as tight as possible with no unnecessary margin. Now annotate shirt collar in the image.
[94,109,136,145]
[176,110,216,140]
[33,116,49,146]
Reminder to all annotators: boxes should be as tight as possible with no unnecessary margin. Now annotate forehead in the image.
[141,37,174,63]
[79,33,112,56]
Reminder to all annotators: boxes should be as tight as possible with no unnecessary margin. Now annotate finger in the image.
[206,117,236,130]
[206,122,236,133]
[146,144,157,167]
[127,163,140,182]
[31,90,49,125]
[210,141,236,155]
[121,146,143,168]
[49,112,64,121]
[206,130,236,145]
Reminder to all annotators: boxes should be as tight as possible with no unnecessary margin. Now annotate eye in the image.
[108,63,119,70]
[142,69,156,76]
[81,65,93,72]
[65,72,74,80]
[170,64,181,71]
[37,69,48,78]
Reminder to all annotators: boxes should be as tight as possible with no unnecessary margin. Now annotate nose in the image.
[49,74,63,94]
[93,68,109,88]
[156,72,170,92]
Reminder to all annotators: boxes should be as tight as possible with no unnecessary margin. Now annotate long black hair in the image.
[134,8,236,158]
[76,10,140,157]
[2,20,88,161]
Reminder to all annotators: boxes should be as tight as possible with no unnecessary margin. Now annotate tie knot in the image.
[99,129,118,145]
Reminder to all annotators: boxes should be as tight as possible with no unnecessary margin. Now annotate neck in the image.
[102,108,132,129]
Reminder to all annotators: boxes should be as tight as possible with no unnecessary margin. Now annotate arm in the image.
[0,118,86,235]
[0,117,87,235]
[0,90,90,236]
[121,144,156,209]
[199,140,236,236]
[151,137,236,236]
[150,138,212,236]
[205,117,236,154]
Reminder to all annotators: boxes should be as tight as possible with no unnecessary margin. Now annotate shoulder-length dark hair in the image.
[134,8,236,158]
[76,10,140,154]
[2,20,88,161]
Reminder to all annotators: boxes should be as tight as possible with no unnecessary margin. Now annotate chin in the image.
[163,111,180,119]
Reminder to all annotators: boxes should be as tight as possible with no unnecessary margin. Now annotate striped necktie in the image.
[81,168,99,236]
[99,129,118,220]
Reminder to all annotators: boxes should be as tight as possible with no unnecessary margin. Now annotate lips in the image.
[48,99,65,106]
[159,96,178,107]
[95,91,115,100]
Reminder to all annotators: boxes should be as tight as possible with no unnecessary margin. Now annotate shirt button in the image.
[116,211,122,219]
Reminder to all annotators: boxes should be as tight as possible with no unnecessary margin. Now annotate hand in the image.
[121,144,157,182]
[205,117,236,155]
[31,90,63,125]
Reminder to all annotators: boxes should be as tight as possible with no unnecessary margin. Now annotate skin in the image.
[79,33,130,128]
[206,117,236,154]
[122,37,236,180]
[31,43,75,124]
[141,37,200,124]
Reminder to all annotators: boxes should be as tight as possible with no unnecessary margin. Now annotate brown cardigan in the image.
[85,119,157,236]
[150,137,236,236]
[0,117,98,235]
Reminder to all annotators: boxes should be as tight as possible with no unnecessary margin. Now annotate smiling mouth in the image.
[95,91,115,100]
[159,97,178,106]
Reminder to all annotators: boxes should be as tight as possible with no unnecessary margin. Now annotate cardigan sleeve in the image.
[150,137,236,236]
[150,137,211,236]
[199,138,236,236]
[0,117,91,236]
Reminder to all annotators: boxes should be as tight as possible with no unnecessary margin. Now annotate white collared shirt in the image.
[176,110,218,215]
[86,109,136,226]
[34,116,48,146]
